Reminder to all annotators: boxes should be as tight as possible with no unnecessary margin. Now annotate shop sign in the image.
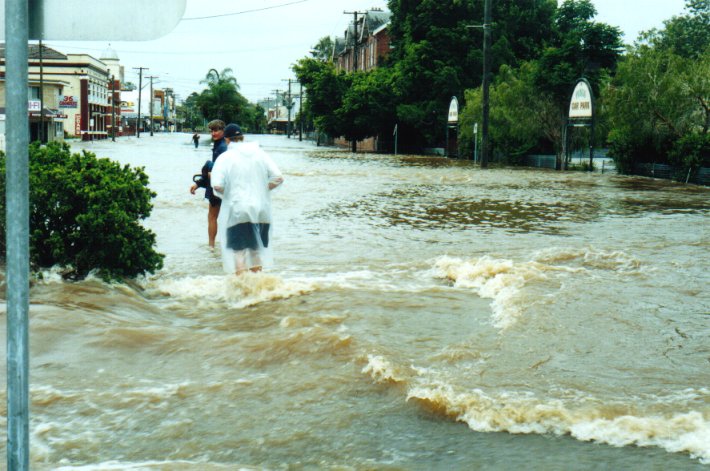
[59,96,78,108]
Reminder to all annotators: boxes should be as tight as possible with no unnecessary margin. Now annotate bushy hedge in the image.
[0,141,164,280]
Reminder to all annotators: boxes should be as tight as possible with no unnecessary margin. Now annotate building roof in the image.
[334,9,391,56]
[100,46,120,61]
[0,43,68,60]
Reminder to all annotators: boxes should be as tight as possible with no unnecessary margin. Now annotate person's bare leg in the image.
[248,249,262,272]
[208,204,220,248]
[235,250,247,275]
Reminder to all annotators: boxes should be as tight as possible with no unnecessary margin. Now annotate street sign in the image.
[0,0,186,40]
[569,80,593,119]
[447,96,459,123]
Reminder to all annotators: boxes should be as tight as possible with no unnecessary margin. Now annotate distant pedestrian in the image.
[192,132,200,149]
[189,119,228,248]
[211,123,284,275]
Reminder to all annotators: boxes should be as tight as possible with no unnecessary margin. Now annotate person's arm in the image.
[264,152,284,190]
[211,157,226,197]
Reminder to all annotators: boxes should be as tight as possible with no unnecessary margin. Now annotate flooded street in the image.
[2,132,709,469]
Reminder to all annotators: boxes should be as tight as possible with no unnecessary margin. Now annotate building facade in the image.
[0,44,117,142]
[335,9,391,73]
[332,8,392,151]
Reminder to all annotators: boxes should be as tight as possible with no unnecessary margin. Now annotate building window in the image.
[28,86,40,99]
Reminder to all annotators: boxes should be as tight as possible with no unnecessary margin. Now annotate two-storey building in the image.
[0,43,119,143]
[335,9,391,73]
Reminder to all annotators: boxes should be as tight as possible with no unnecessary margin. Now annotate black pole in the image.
[111,74,116,141]
[39,39,44,143]
[299,82,303,141]
[481,0,492,168]
[134,67,147,138]
[287,79,292,139]
[149,76,155,137]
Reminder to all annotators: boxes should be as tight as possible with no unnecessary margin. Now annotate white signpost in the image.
[564,78,595,170]
[4,1,185,469]
[569,80,593,119]
[446,96,459,158]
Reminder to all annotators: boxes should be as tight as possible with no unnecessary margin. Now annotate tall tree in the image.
[310,36,335,62]
[196,68,250,125]
[386,0,557,148]
[651,0,710,59]
[534,0,622,106]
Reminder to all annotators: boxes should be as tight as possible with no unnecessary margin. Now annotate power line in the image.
[183,0,310,21]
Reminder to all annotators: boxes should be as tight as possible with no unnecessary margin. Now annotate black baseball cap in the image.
[224,123,243,138]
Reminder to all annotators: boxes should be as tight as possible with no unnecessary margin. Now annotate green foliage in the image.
[177,92,203,131]
[605,45,709,173]
[650,0,710,59]
[192,68,264,132]
[534,0,623,107]
[669,132,710,170]
[460,62,560,162]
[294,58,349,137]
[338,68,398,142]
[387,0,558,147]
[0,142,164,280]
[310,36,335,62]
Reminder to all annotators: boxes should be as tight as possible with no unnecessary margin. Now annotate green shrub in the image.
[0,141,164,280]
[669,132,710,170]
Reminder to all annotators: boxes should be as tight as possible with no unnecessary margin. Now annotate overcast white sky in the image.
[45,0,688,104]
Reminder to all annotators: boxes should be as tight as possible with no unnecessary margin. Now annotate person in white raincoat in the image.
[210,123,284,275]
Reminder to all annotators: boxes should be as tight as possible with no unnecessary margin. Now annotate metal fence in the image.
[633,163,710,186]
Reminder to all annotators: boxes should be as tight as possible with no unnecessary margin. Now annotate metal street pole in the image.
[39,39,44,143]
[111,74,116,141]
[481,0,492,168]
[299,82,303,141]
[148,75,157,136]
[134,67,147,137]
[474,122,478,162]
[5,0,30,468]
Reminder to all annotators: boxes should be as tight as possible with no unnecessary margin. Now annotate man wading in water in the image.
[190,119,228,248]
[211,123,284,275]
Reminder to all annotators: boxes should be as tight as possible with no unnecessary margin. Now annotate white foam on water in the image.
[406,382,710,464]
[431,246,647,329]
[145,272,315,309]
[532,246,644,273]
[362,354,409,384]
[431,255,544,329]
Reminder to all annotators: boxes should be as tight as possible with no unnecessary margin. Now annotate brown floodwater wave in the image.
[1,134,708,469]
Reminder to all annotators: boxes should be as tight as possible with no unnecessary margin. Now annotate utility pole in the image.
[299,82,303,142]
[282,79,294,138]
[272,89,282,135]
[133,67,148,137]
[343,10,366,72]
[481,0,492,168]
[39,39,44,143]
[344,10,365,152]
[110,74,116,142]
[147,75,158,136]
